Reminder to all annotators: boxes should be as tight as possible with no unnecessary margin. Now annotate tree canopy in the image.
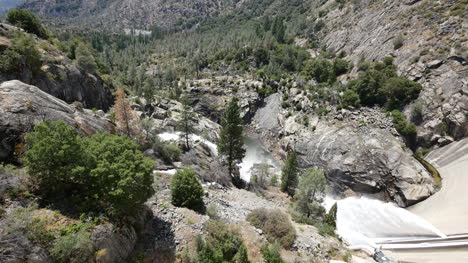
[24,120,154,217]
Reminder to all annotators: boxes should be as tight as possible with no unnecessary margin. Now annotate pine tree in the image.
[218,97,245,185]
[294,168,327,218]
[177,94,195,150]
[281,151,298,196]
[114,88,141,140]
[142,77,156,104]
[271,16,285,43]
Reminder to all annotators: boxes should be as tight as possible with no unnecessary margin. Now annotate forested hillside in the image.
[0,0,467,262]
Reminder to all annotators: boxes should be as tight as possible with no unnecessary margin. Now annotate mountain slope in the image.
[18,0,243,31]
[318,0,467,143]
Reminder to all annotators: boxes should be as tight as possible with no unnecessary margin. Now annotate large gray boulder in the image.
[252,94,436,207]
[0,80,114,162]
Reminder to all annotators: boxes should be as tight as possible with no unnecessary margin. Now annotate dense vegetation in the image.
[24,120,154,217]
[195,220,250,263]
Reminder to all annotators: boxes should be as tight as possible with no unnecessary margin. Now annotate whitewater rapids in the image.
[324,196,447,250]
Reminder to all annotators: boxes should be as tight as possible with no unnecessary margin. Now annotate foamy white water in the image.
[239,137,281,182]
[157,132,218,156]
[153,169,177,175]
[327,196,447,248]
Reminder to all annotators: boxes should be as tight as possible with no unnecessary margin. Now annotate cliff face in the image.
[318,0,467,144]
[0,24,114,111]
[251,94,436,207]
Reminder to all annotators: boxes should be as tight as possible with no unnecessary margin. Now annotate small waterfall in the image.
[157,132,218,156]
[238,136,281,182]
[325,196,447,248]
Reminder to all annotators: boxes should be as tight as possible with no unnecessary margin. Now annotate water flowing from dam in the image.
[238,136,281,182]
[157,132,446,249]
[324,196,447,249]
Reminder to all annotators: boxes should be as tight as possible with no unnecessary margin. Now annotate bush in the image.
[333,58,349,76]
[84,133,155,216]
[196,220,251,263]
[391,110,417,147]
[393,34,404,50]
[170,168,204,210]
[206,203,220,219]
[261,242,284,263]
[246,208,296,249]
[24,120,154,217]
[341,89,360,108]
[0,32,41,75]
[410,102,423,124]
[51,222,94,262]
[381,77,422,110]
[150,137,181,164]
[6,9,48,39]
[302,59,335,83]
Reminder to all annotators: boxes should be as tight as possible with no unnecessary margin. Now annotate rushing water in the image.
[324,196,447,249]
[157,131,445,250]
[238,136,282,182]
[158,132,218,156]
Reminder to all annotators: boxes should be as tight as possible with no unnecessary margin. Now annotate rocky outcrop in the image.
[320,0,467,144]
[0,24,113,110]
[252,94,436,207]
[186,78,262,123]
[0,80,114,162]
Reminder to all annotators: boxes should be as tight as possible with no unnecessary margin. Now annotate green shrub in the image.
[411,102,423,124]
[27,217,55,246]
[83,133,155,216]
[150,137,181,164]
[393,34,404,50]
[333,58,349,76]
[206,203,220,220]
[196,220,251,263]
[51,223,94,262]
[170,168,204,210]
[391,110,417,147]
[0,32,41,75]
[261,242,284,263]
[24,120,154,217]
[302,59,335,83]
[6,9,48,39]
[381,77,422,110]
[341,90,360,108]
[246,208,296,249]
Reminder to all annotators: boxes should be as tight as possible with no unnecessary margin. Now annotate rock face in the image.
[252,94,436,207]
[0,80,114,162]
[320,0,468,143]
[186,78,262,123]
[0,24,114,110]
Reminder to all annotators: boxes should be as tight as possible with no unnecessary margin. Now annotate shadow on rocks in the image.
[136,213,177,263]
